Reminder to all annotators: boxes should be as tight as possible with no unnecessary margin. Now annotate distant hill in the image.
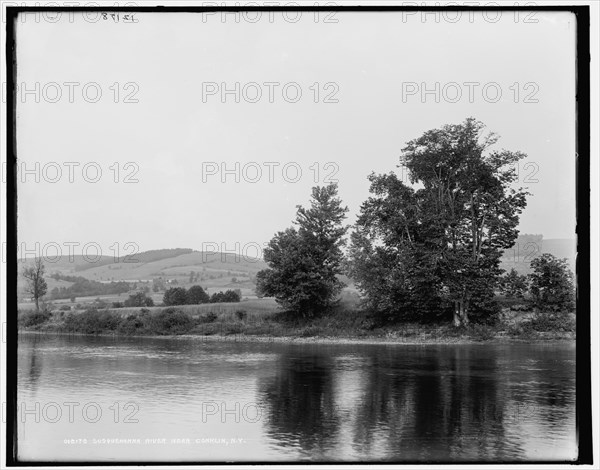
[18,249,268,301]
[73,248,194,271]
[500,235,576,275]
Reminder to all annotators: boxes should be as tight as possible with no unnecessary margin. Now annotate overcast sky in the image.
[14,9,577,258]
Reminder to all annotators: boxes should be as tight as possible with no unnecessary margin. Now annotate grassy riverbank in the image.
[17,298,576,343]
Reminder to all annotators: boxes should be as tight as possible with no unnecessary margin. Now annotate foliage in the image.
[499,268,529,298]
[528,253,575,311]
[201,312,218,323]
[49,274,130,300]
[18,310,51,327]
[163,287,189,306]
[60,307,195,336]
[147,308,194,335]
[349,118,529,326]
[63,308,120,334]
[124,292,154,308]
[257,184,349,317]
[186,285,210,304]
[210,289,241,303]
[235,309,247,321]
[524,311,575,332]
[117,313,151,335]
[163,286,236,306]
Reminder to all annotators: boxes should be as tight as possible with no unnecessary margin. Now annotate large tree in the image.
[257,184,348,317]
[23,258,48,312]
[349,118,529,326]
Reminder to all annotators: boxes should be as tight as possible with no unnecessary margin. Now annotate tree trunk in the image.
[453,301,461,326]
[35,296,39,312]
[460,298,470,325]
[453,298,470,326]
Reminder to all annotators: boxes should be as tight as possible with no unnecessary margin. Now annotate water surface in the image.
[17,333,577,462]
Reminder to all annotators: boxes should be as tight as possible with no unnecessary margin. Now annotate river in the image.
[16,333,577,462]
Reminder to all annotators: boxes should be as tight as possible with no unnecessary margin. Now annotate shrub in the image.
[112,301,124,309]
[117,313,150,336]
[63,309,120,334]
[506,323,526,337]
[148,308,194,335]
[222,323,244,335]
[467,323,496,341]
[19,310,51,328]
[199,311,218,323]
[235,309,247,321]
[298,325,321,337]
[524,311,575,333]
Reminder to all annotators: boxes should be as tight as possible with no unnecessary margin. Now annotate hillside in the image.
[18,250,268,302]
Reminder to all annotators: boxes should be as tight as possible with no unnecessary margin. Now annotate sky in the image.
[13,9,577,259]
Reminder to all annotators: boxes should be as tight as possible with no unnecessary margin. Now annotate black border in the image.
[4,4,592,466]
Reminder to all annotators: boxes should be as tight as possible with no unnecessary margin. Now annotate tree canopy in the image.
[529,254,575,312]
[257,184,348,317]
[349,118,529,326]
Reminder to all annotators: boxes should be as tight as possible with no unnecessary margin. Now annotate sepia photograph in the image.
[2,2,596,466]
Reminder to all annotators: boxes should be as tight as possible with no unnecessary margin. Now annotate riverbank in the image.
[17,304,576,344]
[18,329,575,346]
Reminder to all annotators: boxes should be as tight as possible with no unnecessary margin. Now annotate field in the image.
[106,298,281,319]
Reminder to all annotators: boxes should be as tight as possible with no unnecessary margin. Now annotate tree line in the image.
[47,274,130,300]
[161,286,241,306]
[257,118,575,326]
[21,119,575,324]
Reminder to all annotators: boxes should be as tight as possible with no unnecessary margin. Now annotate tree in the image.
[529,253,575,311]
[499,268,528,298]
[124,292,154,307]
[153,277,166,292]
[349,118,529,326]
[163,287,188,306]
[210,290,241,303]
[23,258,48,312]
[257,184,348,317]
[186,285,210,304]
